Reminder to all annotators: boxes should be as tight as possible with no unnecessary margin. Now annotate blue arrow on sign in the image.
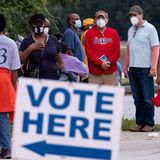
[23,140,111,159]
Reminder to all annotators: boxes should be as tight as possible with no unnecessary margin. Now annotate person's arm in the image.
[68,56,88,76]
[148,25,160,77]
[56,52,65,71]
[108,30,120,63]
[117,62,122,80]
[20,42,45,64]
[67,49,73,56]
[123,44,129,78]
[156,51,160,85]
[149,45,159,77]
[11,70,18,91]
[63,30,74,56]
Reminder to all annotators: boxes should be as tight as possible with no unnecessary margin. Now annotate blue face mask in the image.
[74,19,82,28]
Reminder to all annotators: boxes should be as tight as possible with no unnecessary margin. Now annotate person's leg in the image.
[128,68,145,126]
[138,68,154,128]
[0,112,11,158]
[103,72,118,86]
[88,73,103,84]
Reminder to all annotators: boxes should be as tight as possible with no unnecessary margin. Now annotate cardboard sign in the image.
[12,78,124,160]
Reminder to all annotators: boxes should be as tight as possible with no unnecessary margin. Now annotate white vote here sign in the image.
[12,78,124,160]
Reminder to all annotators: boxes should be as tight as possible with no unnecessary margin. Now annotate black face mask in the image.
[33,25,44,34]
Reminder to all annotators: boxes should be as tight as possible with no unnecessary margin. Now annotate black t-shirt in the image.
[20,35,61,79]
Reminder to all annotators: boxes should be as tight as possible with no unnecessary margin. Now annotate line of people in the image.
[0,4,160,159]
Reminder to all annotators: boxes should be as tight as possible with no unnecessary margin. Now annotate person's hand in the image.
[149,68,157,77]
[156,76,160,85]
[123,65,128,78]
[101,61,110,70]
[29,42,45,52]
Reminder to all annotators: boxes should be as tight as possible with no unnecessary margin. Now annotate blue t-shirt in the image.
[20,35,61,79]
[63,28,84,62]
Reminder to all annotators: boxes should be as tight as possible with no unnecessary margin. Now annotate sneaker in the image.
[141,125,154,132]
[0,149,11,159]
[130,125,144,132]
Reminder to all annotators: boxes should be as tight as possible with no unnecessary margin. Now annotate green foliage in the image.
[0,0,51,39]
[77,0,160,40]
[1,0,160,40]
[0,0,80,39]
[47,0,80,33]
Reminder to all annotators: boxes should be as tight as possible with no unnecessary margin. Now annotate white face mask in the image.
[96,18,106,28]
[74,19,82,28]
[44,27,49,34]
[130,16,139,26]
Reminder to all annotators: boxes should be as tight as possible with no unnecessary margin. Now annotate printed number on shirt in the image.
[0,48,7,64]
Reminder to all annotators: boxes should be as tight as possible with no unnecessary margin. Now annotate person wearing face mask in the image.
[62,13,84,62]
[19,13,64,79]
[123,5,160,132]
[44,18,51,35]
[81,18,95,65]
[85,10,120,85]
[80,18,95,83]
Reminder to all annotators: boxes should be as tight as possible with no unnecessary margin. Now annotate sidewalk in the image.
[119,131,160,160]
[119,95,160,160]
[9,132,160,160]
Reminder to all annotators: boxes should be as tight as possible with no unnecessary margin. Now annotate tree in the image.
[77,0,160,40]
[0,0,52,39]
[47,0,80,33]
[0,0,80,39]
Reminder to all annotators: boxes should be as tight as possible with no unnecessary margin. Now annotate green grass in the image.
[122,118,160,131]
[122,119,136,131]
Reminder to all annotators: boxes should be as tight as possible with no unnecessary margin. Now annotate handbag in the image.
[23,67,40,78]
[151,89,160,107]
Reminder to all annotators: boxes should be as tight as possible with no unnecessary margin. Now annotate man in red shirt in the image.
[85,10,120,85]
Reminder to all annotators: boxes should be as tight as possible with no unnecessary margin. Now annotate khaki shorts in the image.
[89,72,118,86]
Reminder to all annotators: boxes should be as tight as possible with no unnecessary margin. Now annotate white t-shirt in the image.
[128,21,159,68]
[0,35,20,70]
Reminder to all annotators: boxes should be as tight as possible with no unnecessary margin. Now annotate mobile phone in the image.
[99,55,108,61]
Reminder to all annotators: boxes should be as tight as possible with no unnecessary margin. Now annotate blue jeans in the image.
[0,113,11,150]
[128,67,154,127]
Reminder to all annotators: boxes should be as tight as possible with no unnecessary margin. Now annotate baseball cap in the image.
[83,18,94,26]
[29,13,45,24]
[129,5,143,15]
[95,10,108,19]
